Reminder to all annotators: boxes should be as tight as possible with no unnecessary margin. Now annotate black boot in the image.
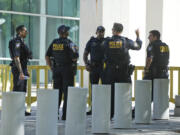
[86,110,92,115]
[25,111,31,116]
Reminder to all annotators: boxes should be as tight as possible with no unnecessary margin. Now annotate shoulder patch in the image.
[147,46,152,51]
[15,43,20,48]
[90,36,95,41]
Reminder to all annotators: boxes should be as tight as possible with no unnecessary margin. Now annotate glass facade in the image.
[0,0,40,13]
[0,0,80,64]
[0,14,40,60]
[46,0,80,17]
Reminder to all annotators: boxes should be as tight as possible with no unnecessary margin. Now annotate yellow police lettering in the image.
[109,41,122,48]
[160,46,169,53]
[53,44,64,50]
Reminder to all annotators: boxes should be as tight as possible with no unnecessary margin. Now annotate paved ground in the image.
[1,107,180,135]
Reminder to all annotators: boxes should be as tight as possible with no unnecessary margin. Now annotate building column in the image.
[102,0,130,37]
[146,0,164,44]
[80,0,130,87]
[39,0,47,83]
[39,0,46,65]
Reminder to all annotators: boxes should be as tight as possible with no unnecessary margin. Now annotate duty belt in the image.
[150,66,168,70]
[55,63,71,67]
[107,63,128,69]
[91,61,103,67]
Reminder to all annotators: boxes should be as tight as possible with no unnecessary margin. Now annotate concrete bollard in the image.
[135,80,152,124]
[1,92,25,135]
[174,95,180,116]
[36,89,59,135]
[92,85,111,133]
[114,83,132,128]
[175,95,180,107]
[174,108,180,116]
[65,87,88,135]
[153,79,169,119]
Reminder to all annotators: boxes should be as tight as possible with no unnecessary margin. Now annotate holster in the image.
[128,64,135,76]
[72,61,77,75]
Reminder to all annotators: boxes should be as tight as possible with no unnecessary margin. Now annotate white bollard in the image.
[1,92,25,135]
[92,85,111,133]
[65,87,88,135]
[114,83,132,128]
[174,108,180,116]
[175,95,180,107]
[36,89,59,135]
[153,79,169,119]
[135,80,152,124]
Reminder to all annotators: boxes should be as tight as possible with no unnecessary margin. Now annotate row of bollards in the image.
[1,79,169,135]
[1,88,88,135]
[135,79,169,124]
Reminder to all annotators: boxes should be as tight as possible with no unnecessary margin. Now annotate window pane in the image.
[0,0,11,10]
[0,0,40,14]
[0,13,11,60]
[63,0,80,17]
[46,0,80,17]
[0,13,40,64]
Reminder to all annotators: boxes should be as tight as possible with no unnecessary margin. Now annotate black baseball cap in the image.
[96,26,105,32]
[57,25,70,34]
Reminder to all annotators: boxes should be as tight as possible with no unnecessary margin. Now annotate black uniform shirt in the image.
[104,35,142,65]
[9,36,32,68]
[146,44,153,58]
[46,37,79,65]
[147,40,169,67]
[85,37,105,63]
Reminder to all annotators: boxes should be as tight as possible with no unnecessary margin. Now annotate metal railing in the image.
[0,65,179,111]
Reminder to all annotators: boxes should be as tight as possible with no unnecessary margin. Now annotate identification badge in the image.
[148,46,152,51]
[16,43,20,48]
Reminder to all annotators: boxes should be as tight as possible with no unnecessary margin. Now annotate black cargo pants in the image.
[102,64,131,119]
[53,65,74,119]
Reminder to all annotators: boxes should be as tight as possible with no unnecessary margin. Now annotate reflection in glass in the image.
[0,13,40,62]
[46,0,80,17]
[0,0,40,13]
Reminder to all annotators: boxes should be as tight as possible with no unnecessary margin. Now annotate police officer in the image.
[103,23,142,119]
[9,25,32,116]
[144,30,169,100]
[45,25,79,120]
[83,26,105,115]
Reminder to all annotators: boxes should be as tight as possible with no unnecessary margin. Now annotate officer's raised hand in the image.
[135,29,140,38]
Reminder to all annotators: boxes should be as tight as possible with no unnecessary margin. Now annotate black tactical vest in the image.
[151,40,169,67]
[89,37,104,62]
[52,38,72,65]
[105,36,130,65]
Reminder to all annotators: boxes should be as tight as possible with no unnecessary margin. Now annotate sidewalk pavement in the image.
[1,107,180,135]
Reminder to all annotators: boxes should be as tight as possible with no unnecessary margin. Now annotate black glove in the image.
[85,60,91,72]
[128,64,135,76]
